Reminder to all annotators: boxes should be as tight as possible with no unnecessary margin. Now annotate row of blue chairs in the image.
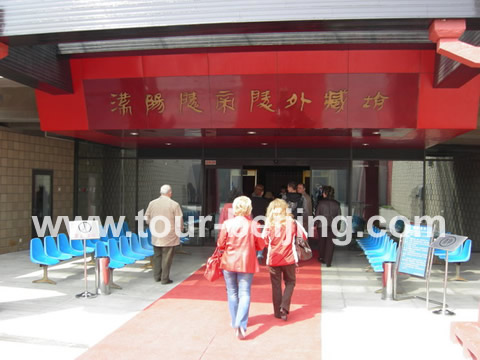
[30,234,98,284]
[30,232,153,285]
[357,228,473,280]
[357,227,398,272]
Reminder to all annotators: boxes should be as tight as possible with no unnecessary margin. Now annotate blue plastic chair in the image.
[130,233,153,256]
[71,239,95,254]
[122,222,130,235]
[95,241,126,269]
[108,238,136,264]
[96,241,126,290]
[140,235,153,251]
[445,239,472,281]
[120,235,145,260]
[371,243,398,272]
[107,222,124,239]
[30,238,59,284]
[45,236,72,260]
[58,233,83,257]
[146,228,153,247]
[86,239,99,248]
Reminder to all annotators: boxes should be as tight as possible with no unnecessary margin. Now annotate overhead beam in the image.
[0,44,72,94]
[430,20,480,88]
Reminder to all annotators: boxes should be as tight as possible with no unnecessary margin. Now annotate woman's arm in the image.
[217,223,228,250]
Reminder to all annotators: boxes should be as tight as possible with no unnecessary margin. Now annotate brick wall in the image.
[0,128,74,254]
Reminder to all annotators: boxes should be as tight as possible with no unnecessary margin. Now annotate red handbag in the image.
[204,247,223,282]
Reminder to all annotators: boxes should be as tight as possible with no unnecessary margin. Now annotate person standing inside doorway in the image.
[145,184,183,284]
[251,184,270,264]
[296,183,312,235]
[285,181,303,218]
[315,186,340,267]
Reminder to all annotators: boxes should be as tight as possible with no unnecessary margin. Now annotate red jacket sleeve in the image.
[217,223,228,251]
[254,221,266,251]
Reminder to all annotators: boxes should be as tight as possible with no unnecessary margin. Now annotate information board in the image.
[397,224,433,278]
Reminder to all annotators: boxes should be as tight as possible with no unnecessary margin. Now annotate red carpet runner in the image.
[77,257,321,360]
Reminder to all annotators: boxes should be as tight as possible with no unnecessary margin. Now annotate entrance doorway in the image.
[242,166,310,198]
[32,169,53,237]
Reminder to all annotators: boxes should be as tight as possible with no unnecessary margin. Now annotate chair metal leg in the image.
[87,253,96,266]
[109,269,122,289]
[142,256,153,269]
[175,244,190,255]
[449,263,468,281]
[32,265,56,285]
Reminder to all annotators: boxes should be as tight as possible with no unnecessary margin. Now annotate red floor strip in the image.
[77,257,321,360]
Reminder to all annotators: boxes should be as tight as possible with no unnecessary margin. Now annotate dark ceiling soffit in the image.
[58,30,432,55]
[434,30,480,88]
[427,144,480,156]
[0,44,72,94]
[5,19,477,47]
[65,43,436,60]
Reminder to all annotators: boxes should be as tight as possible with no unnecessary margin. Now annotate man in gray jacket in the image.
[145,184,184,284]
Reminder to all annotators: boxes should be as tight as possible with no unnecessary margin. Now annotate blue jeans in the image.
[223,270,254,331]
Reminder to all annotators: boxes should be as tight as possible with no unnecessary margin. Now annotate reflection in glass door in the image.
[205,167,243,243]
[32,169,53,238]
[310,166,348,215]
[310,164,349,234]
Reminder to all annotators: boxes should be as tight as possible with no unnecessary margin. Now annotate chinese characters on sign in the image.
[110,92,132,116]
[324,90,347,113]
[216,91,235,113]
[110,88,389,116]
[180,91,203,113]
[145,93,165,115]
[363,91,389,110]
[85,74,419,129]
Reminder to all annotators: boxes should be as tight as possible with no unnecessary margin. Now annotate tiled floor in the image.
[0,246,478,360]
[321,249,479,360]
[0,246,212,359]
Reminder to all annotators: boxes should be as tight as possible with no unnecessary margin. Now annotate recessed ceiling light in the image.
[130,132,139,136]
[362,143,369,146]
[165,142,172,146]
[261,142,268,146]
[247,131,257,135]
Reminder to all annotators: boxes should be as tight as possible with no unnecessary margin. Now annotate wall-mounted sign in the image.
[83,74,419,130]
[205,160,216,166]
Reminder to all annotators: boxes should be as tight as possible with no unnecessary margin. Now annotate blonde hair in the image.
[232,196,252,216]
[265,199,293,228]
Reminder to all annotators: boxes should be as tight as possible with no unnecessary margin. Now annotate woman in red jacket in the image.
[263,199,306,321]
[217,196,265,340]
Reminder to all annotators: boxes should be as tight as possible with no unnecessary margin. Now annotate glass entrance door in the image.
[205,167,243,243]
[310,162,349,221]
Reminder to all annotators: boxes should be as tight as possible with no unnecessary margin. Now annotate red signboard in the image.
[83,74,419,130]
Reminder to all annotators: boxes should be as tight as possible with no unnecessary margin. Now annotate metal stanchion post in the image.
[425,244,435,309]
[433,250,454,315]
[76,239,97,299]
